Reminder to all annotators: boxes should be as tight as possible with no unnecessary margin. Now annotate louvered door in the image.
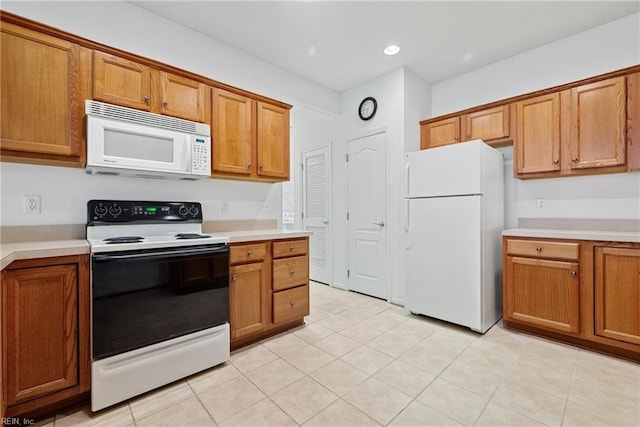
[301,147,331,285]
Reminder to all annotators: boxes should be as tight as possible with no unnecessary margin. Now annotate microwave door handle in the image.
[185,136,191,169]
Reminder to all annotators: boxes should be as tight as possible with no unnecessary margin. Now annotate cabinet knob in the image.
[231,274,237,281]
[290,301,296,307]
[246,163,252,170]
[571,271,577,277]
[572,158,579,163]
[144,95,150,103]
[289,246,295,251]
[466,134,470,139]
[454,136,459,141]
[247,251,253,256]
[259,163,264,170]
[290,270,296,276]
[536,247,542,252]
[553,160,559,165]
[162,100,168,107]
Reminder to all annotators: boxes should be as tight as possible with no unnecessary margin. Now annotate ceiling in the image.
[129,1,640,92]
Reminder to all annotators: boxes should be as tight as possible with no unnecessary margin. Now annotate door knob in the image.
[372,221,385,227]
[322,219,329,224]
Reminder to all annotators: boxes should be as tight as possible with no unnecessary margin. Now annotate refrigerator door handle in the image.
[405,199,411,249]
[405,163,410,197]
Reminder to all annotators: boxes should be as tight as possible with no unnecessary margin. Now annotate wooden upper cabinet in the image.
[421,105,513,150]
[462,105,511,142]
[566,77,626,170]
[93,52,207,122]
[421,117,460,149]
[93,51,152,111]
[594,246,640,346]
[515,93,561,175]
[256,101,290,179]
[0,22,89,166]
[212,88,254,175]
[160,71,207,122]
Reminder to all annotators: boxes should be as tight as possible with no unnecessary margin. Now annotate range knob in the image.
[189,206,199,216]
[178,205,189,216]
[108,206,122,217]
[94,205,108,217]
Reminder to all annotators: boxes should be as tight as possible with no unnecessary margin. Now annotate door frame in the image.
[300,145,332,285]
[346,127,390,302]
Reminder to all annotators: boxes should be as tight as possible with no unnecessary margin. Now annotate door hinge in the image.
[302,212,305,219]
[346,212,349,220]
[347,269,350,278]
[345,154,349,162]
[301,163,304,170]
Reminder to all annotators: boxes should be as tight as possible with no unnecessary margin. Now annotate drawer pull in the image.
[571,271,577,277]
[290,270,296,276]
[290,301,296,307]
[232,274,237,281]
[536,247,542,252]
[247,251,253,256]
[289,245,295,251]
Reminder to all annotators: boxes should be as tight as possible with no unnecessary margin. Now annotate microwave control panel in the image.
[191,135,211,175]
[88,200,203,224]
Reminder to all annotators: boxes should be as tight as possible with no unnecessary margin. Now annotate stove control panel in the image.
[88,200,203,224]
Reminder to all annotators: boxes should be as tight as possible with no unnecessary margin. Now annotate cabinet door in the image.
[212,89,254,175]
[93,51,152,111]
[1,22,88,163]
[229,262,269,339]
[256,101,290,179]
[421,117,460,149]
[2,264,78,405]
[504,256,580,334]
[463,105,510,142]
[515,93,561,174]
[160,71,207,122]
[566,77,626,169]
[595,247,640,345]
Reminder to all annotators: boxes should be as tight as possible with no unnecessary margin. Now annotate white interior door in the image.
[302,147,331,285]
[347,131,388,299]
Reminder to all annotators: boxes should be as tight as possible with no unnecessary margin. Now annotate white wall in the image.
[430,13,640,228]
[334,68,429,305]
[0,1,341,227]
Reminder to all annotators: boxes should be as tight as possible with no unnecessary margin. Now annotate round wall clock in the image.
[358,97,377,121]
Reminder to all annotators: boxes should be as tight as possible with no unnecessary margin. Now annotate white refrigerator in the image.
[404,140,504,333]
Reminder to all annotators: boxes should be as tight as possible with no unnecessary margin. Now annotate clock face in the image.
[358,97,377,120]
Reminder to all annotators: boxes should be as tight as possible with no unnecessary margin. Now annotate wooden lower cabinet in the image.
[503,237,640,361]
[504,256,580,334]
[1,255,90,420]
[229,237,309,349]
[594,246,640,346]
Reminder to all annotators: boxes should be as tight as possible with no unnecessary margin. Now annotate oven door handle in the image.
[92,245,228,263]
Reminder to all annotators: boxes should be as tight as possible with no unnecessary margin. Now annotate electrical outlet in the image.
[24,195,41,214]
[221,202,228,214]
[536,199,546,210]
[261,202,272,212]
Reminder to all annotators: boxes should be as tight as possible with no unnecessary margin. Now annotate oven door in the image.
[91,244,229,360]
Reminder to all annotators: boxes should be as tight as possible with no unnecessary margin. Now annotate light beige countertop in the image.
[0,229,311,270]
[207,229,313,244]
[503,228,640,243]
[1,239,90,270]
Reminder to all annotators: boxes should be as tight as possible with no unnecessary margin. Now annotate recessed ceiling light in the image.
[384,45,400,56]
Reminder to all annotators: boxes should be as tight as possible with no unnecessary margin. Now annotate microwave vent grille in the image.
[85,100,210,136]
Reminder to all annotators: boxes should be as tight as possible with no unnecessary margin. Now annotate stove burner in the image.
[175,233,211,240]
[104,236,145,244]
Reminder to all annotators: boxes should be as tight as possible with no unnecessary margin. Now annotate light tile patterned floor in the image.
[40,282,640,426]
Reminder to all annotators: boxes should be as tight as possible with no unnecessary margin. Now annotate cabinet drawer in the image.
[230,243,266,265]
[273,285,309,324]
[506,239,579,261]
[272,239,308,258]
[273,255,309,291]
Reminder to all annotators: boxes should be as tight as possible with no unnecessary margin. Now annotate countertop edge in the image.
[502,228,640,243]
[1,240,91,271]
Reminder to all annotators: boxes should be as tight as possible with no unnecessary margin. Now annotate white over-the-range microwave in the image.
[85,100,211,179]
